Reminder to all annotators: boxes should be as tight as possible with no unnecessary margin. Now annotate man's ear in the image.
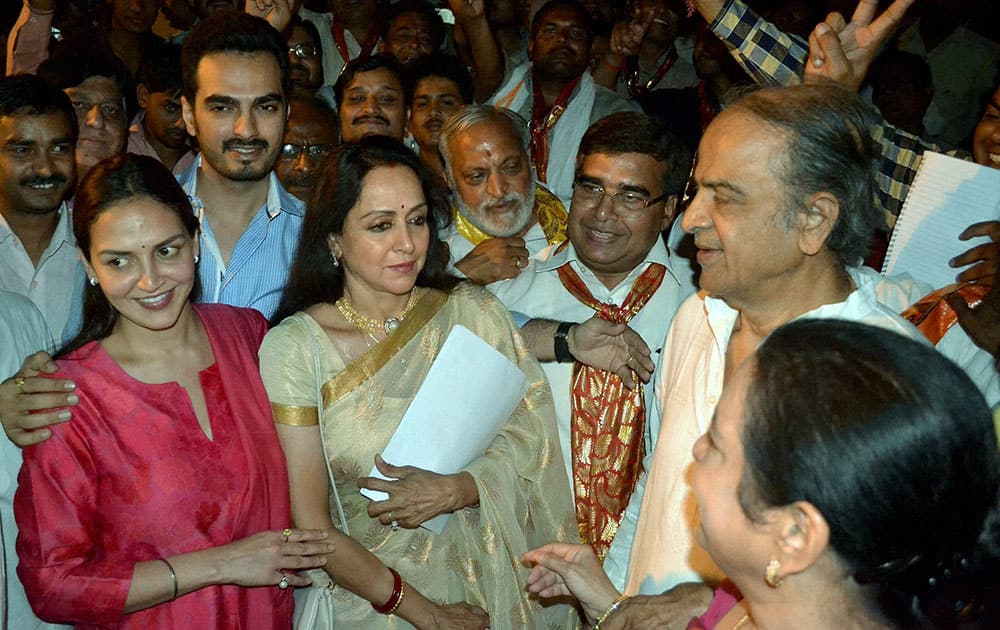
[770,501,830,580]
[797,192,839,256]
[181,96,197,137]
[136,84,150,109]
[661,194,679,231]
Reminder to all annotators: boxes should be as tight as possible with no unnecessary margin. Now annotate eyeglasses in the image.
[288,43,319,59]
[279,143,335,160]
[679,153,698,211]
[572,179,668,218]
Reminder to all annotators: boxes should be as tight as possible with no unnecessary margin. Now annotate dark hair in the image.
[271,136,458,325]
[577,111,691,196]
[530,0,593,41]
[741,319,1000,629]
[287,15,322,51]
[59,154,200,357]
[136,43,184,96]
[404,53,474,107]
[727,84,882,265]
[383,0,445,52]
[333,54,403,110]
[36,39,131,95]
[0,74,78,141]
[181,12,290,104]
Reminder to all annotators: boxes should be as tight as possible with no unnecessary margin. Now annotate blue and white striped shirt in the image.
[176,156,305,320]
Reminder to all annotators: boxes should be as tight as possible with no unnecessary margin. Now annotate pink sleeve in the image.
[14,393,134,626]
[6,1,53,76]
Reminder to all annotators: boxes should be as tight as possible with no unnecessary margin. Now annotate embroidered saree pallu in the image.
[261,284,578,629]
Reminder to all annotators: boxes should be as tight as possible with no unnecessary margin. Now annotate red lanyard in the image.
[625,47,678,99]
[331,22,379,63]
[529,75,580,183]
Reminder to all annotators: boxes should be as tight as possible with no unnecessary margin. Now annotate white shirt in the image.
[491,238,692,498]
[0,204,84,343]
[0,290,64,630]
[606,265,927,594]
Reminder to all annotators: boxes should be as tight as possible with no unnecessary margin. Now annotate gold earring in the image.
[765,558,783,588]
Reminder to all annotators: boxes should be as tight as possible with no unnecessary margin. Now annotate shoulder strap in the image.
[293,316,350,536]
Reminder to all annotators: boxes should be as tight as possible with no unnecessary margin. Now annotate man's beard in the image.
[210,138,275,182]
[455,184,536,238]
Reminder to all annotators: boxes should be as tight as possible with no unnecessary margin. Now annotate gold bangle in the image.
[593,593,630,630]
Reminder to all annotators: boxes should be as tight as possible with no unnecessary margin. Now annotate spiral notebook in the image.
[881,152,1000,288]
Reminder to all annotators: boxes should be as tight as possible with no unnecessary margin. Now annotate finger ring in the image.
[391,520,399,531]
[278,575,289,590]
[14,376,25,394]
[282,528,292,542]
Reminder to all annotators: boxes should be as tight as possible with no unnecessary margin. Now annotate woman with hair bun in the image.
[525,319,1000,629]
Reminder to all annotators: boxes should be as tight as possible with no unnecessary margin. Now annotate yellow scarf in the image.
[453,184,568,246]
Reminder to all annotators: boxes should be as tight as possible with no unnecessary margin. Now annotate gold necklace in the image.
[335,291,419,337]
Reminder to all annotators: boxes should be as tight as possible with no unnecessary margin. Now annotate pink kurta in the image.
[15,304,293,629]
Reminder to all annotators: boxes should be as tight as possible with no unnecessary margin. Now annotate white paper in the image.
[360,325,529,533]
[882,152,1000,288]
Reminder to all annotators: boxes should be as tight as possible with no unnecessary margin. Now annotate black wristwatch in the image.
[554,321,575,363]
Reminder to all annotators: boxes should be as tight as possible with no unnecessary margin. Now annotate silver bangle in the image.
[161,558,178,601]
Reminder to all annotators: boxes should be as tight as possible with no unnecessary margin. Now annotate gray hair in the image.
[727,83,883,266]
[437,105,531,182]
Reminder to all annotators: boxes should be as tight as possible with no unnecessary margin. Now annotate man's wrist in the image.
[554,321,576,363]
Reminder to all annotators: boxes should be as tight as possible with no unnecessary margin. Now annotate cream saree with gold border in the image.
[260,284,578,629]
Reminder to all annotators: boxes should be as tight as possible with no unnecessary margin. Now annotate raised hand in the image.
[804,0,916,92]
[446,0,486,23]
[0,351,77,447]
[610,6,655,58]
[244,0,293,32]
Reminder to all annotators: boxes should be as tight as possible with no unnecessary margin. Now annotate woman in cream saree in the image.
[259,138,577,629]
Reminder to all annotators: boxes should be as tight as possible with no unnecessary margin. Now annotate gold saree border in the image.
[271,403,319,426]
[321,290,448,406]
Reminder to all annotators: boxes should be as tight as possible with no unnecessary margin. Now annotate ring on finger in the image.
[278,575,289,590]
[14,376,25,394]
[282,528,292,542]
[391,520,399,531]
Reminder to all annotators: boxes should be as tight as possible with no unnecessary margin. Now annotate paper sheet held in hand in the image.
[359,325,529,533]
[882,152,1000,288]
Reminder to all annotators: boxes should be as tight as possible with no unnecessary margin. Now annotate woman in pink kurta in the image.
[13,155,330,629]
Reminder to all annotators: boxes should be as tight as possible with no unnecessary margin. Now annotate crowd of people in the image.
[0,0,997,628]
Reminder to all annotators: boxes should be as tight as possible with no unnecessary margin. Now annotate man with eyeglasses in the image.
[285,16,337,109]
[275,92,338,202]
[36,48,130,185]
[490,112,693,560]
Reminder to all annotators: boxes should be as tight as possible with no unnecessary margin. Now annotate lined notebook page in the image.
[882,152,1000,289]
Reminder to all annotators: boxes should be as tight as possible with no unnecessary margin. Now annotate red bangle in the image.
[372,567,404,615]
